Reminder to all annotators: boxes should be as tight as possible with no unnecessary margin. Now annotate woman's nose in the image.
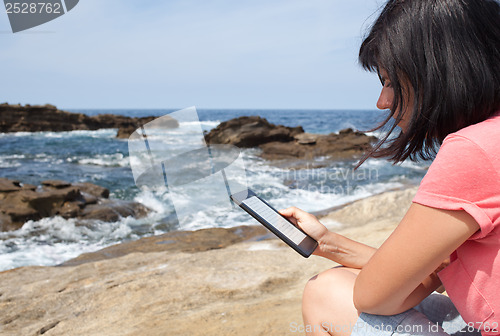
[376,86,393,110]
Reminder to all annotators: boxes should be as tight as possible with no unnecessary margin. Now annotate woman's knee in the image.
[304,267,357,295]
[302,267,360,335]
[303,267,359,310]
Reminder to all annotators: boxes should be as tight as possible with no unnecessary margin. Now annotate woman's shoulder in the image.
[443,111,500,157]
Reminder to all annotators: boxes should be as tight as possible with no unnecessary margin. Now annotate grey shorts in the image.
[350,293,481,336]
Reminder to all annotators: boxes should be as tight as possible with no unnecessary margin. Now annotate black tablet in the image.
[231,189,318,258]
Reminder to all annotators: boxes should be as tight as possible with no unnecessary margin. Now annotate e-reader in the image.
[230,189,318,258]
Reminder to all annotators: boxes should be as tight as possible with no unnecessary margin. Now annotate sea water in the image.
[0,109,429,271]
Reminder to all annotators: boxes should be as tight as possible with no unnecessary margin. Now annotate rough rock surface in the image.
[260,128,377,161]
[204,115,304,147]
[204,116,376,163]
[0,188,417,336]
[0,178,150,231]
[0,103,178,138]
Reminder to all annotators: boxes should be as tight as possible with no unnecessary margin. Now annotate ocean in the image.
[0,109,429,271]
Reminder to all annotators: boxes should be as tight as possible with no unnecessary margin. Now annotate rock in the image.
[0,204,39,231]
[62,225,271,266]
[116,125,137,139]
[20,183,36,191]
[0,178,21,192]
[41,180,72,189]
[0,103,178,138]
[294,132,319,145]
[204,116,377,164]
[22,187,82,218]
[204,116,304,147]
[259,128,377,162]
[80,200,150,222]
[73,182,110,199]
[0,178,150,231]
[0,188,416,336]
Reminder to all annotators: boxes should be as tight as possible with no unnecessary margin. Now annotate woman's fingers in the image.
[279,206,312,221]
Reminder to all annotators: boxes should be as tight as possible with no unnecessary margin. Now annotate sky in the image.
[0,0,386,110]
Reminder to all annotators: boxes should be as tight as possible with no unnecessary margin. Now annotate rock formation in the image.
[0,103,178,138]
[0,178,150,231]
[260,128,377,161]
[0,188,417,336]
[204,115,304,147]
[204,116,377,163]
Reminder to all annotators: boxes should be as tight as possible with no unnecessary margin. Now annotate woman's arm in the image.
[314,231,377,269]
[280,203,477,314]
[353,203,479,315]
[279,207,377,268]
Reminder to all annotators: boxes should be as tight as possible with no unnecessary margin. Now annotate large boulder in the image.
[260,128,377,161]
[204,116,377,163]
[0,103,178,138]
[204,116,304,147]
[0,178,150,231]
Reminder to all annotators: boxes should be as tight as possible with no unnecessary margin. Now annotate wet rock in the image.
[0,178,21,193]
[0,178,150,231]
[62,225,271,266]
[73,182,110,199]
[80,200,150,222]
[259,128,377,161]
[204,115,377,163]
[41,180,72,189]
[204,116,304,147]
[0,103,178,138]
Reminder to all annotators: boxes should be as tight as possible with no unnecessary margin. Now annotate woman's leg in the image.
[302,266,361,336]
[302,267,476,336]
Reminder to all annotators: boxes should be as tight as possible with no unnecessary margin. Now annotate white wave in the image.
[399,160,430,170]
[0,211,172,271]
[76,153,130,167]
[179,120,220,128]
[133,188,171,214]
[9,131,32,137]
[0,129,116,139]
[0,154,26,159]
[0,241,107,271]
[0,159,21,168]
[43,129,117,138]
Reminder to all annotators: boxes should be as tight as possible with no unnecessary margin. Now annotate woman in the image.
[279,0,500,335]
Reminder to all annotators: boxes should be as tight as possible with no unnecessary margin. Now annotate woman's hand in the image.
[433,258,450,293]
[280,206,377,267]
[279,207,329,243]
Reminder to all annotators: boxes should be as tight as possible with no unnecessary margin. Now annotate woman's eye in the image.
[381,79,392,88]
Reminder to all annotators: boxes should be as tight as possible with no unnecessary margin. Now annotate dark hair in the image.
[358,0,500,164]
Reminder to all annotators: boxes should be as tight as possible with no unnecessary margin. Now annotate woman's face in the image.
[376,69,412,132]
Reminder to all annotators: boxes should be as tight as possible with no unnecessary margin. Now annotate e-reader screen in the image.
[231,189,318,258]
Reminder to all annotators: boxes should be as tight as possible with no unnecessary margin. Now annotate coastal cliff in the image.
[0,103,178,138]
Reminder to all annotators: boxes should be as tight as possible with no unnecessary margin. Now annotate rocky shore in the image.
[0,187,417,336]
[0,103,178,138]
[0,178,150,231]
[205,116,377,166]
[0,109,401,335]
